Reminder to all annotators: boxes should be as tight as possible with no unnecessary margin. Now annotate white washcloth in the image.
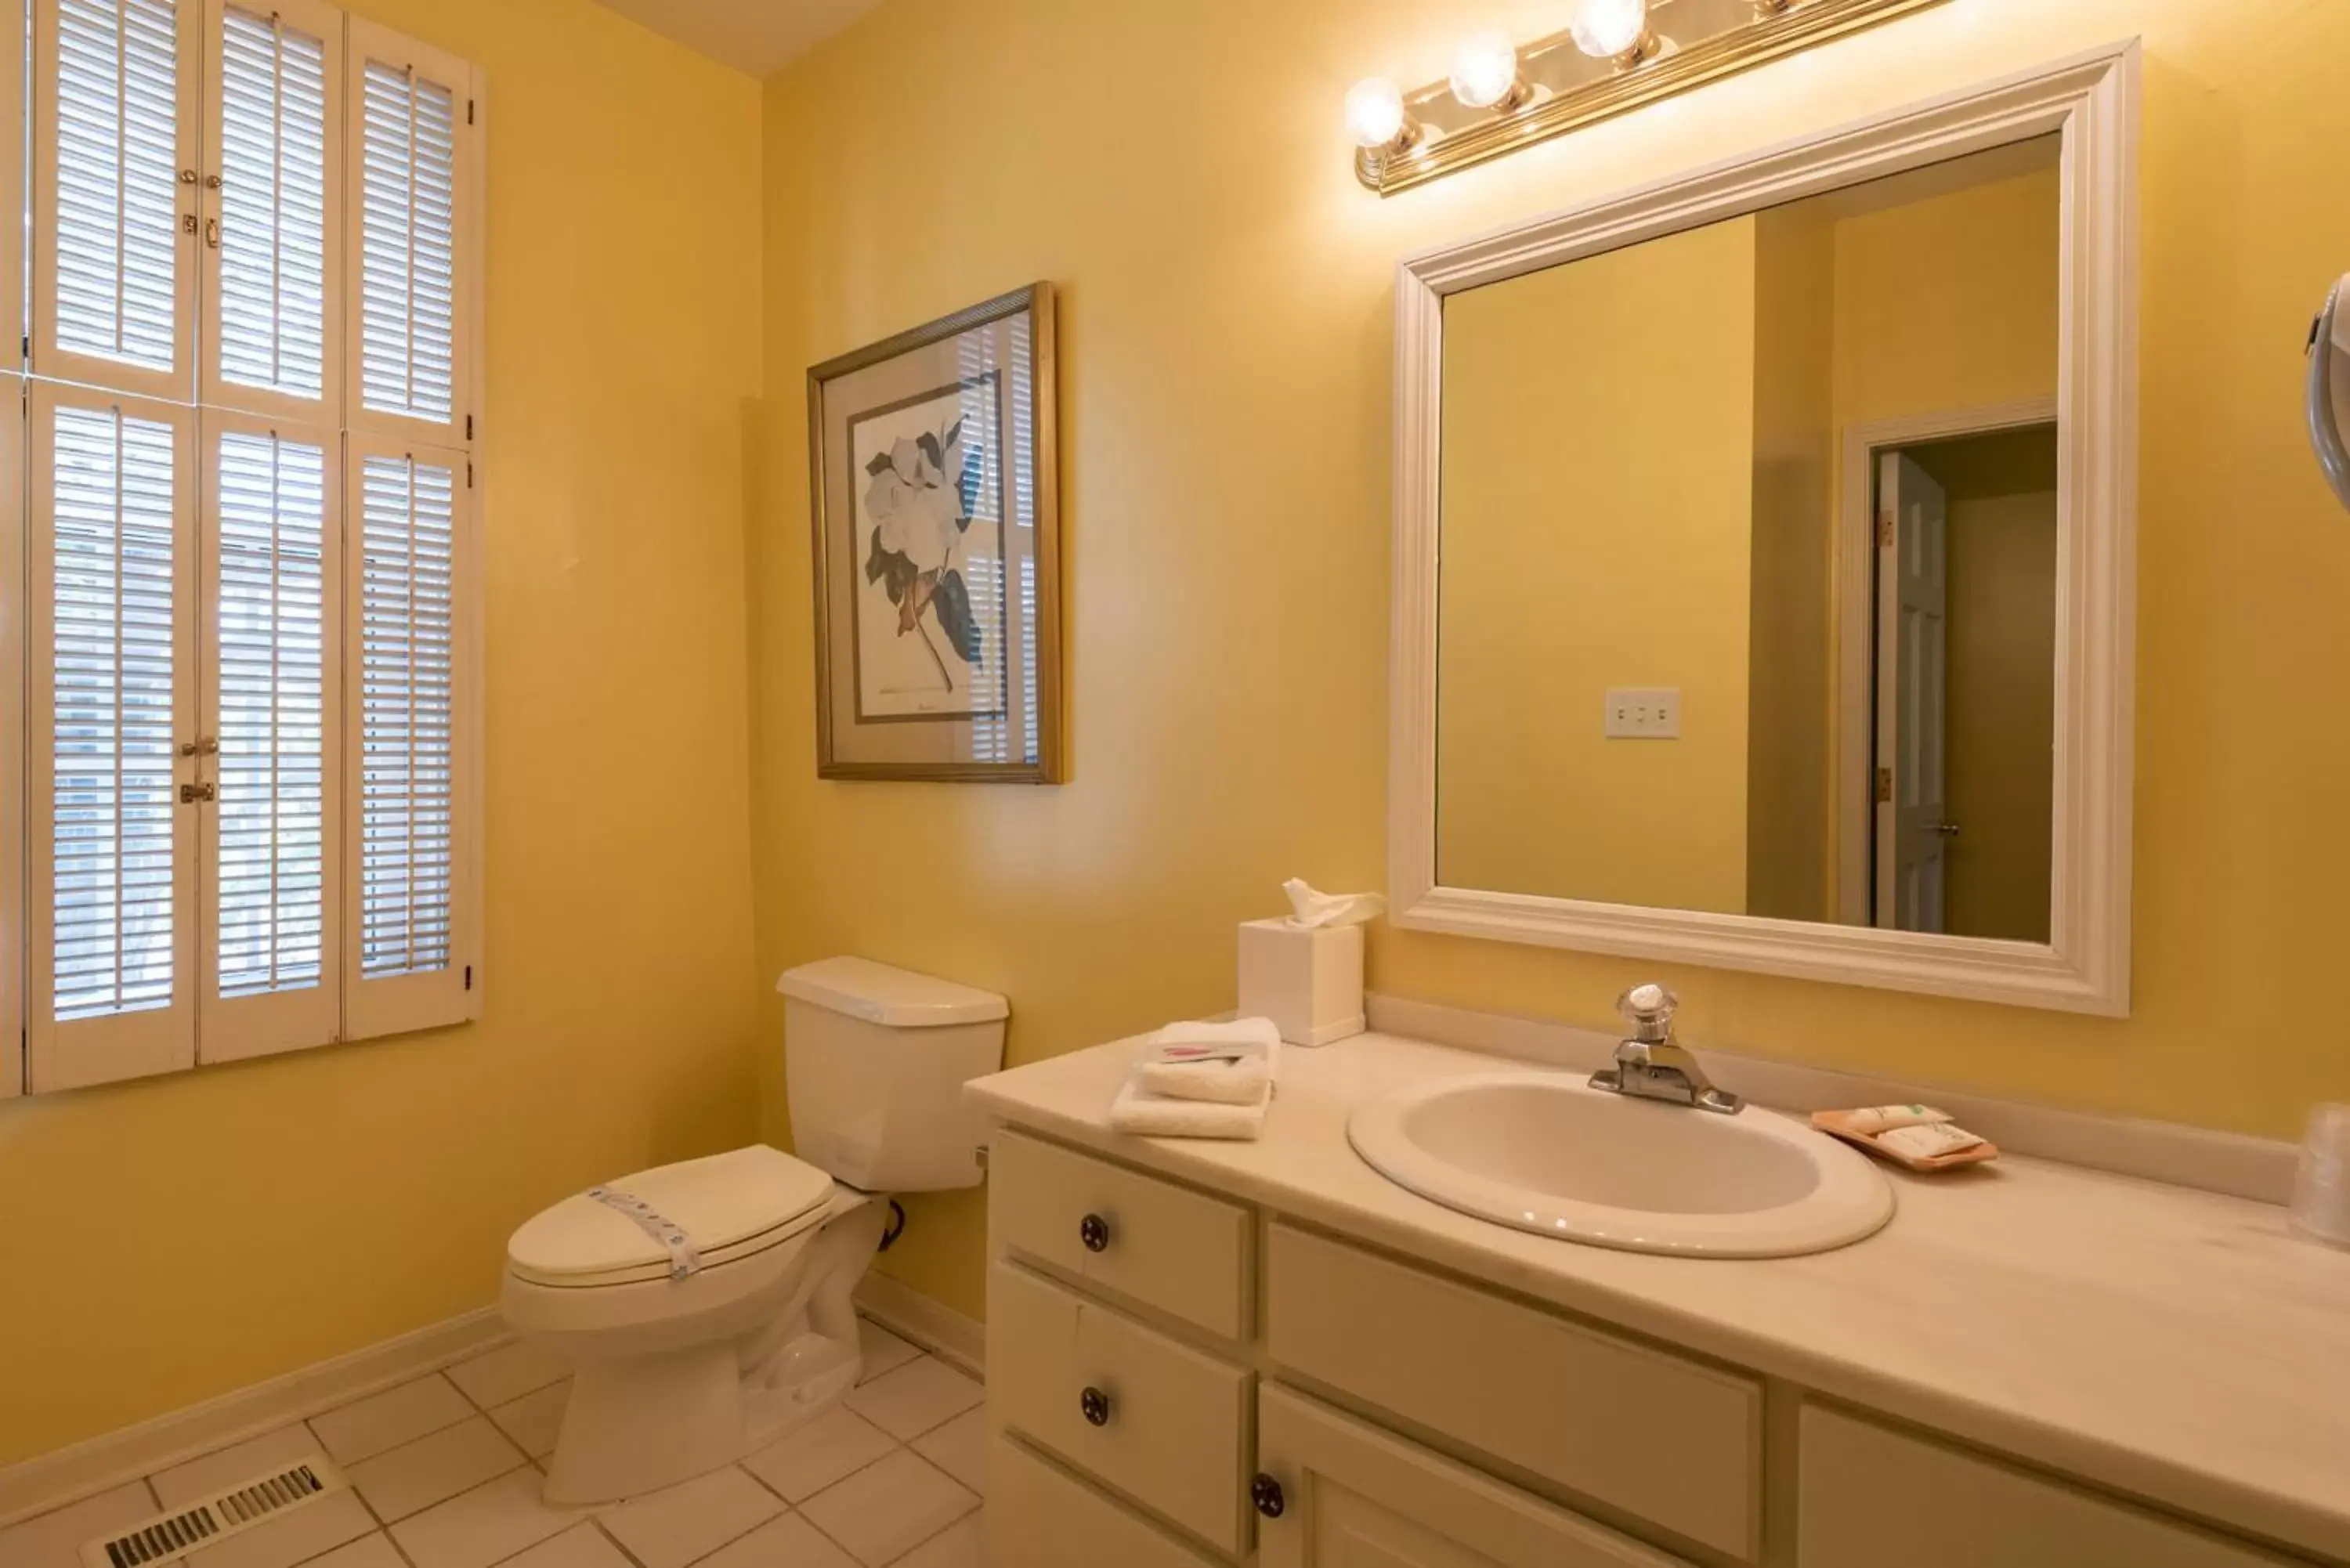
[1109,1078,1271,1141]
[1148,1017,1280,1060]
[1137,1051,1272,1105]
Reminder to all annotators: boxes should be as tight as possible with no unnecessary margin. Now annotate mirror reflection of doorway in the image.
[1867,421,2058,941]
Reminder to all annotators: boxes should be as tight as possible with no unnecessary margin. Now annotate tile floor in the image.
[1,1321,985,1568]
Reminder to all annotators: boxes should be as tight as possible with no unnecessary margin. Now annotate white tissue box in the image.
[1238,919,1365,1048]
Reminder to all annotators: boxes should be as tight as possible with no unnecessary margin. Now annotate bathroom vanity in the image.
[967,1030,2350,1567]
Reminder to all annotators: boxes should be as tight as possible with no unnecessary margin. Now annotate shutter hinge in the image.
[468,99,476,125]
[465,965,474,991]
[467,461,475,488]
[1877,511,1895,547]
[19,332,26,359]
[465,414,474,441]
[1876,767,1893,804]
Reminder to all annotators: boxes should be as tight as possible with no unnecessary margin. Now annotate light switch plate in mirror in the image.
[1388,44,2140,1016]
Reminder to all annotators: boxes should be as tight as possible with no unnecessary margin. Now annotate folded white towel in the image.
[1137,1052,1271,1105]
[1109,1078,1270,1140]
[1148,1017,1280,1061]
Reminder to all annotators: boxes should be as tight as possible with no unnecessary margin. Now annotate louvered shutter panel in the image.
[0,2,27,381]
[27,384,199,1092]
[0,381,25,1097]
[201,414,340,1058]
[35,0,201,399]
[344,436,473,1039]
[202,0,341,420]
[346,20,470,445]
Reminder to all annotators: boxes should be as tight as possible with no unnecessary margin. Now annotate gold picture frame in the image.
[807,283,1063,782]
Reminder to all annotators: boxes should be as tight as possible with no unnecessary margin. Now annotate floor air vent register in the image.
[80,1456,350,1568]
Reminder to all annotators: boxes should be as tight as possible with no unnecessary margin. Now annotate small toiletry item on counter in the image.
[1238,878,1383,1048]
[2290,1103,2350,1249]
[1813,1104,1999,1172]
[1137,1017,1281,1106]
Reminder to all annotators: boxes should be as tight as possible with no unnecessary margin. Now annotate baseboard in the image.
[854,1274,985,1380]
[0,1308,508,1530]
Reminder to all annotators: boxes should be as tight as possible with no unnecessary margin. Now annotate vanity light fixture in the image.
[1345,76,1420,155]
[1449,31,1531,113]
[1347,0,1950,196]
[1570,0,1660,70]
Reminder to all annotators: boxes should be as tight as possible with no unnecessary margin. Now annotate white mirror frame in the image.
[1390,43,2140,1017]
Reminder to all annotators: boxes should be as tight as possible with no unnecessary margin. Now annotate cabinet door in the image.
[1256,1385,1692,1568]
[1800,1408,2295,1568]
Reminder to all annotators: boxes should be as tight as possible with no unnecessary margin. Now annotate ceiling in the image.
[591,0,883,77]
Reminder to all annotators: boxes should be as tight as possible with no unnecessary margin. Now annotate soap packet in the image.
[1811,1104,1998,1172]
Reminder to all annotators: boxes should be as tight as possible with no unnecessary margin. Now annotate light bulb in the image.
[1448,31,1524,111]
[1571,0,1654,62]
[1345,77,1409,150]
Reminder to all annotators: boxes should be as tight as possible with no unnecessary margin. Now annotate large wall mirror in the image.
[1391,47,2138,1014]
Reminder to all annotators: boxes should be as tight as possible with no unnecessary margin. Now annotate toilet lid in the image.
[508,1147,835,1288]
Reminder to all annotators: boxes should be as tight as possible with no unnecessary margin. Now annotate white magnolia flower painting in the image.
[848,374,1007,719]
[809,281,1059,782]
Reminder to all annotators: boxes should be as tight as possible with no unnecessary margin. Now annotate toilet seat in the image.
[508,1147,835,1289]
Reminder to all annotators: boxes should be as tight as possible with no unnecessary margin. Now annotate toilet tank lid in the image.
[776,956,1009,1027]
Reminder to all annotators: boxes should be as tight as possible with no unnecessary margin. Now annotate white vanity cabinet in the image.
[1256,1386,1690,1568]
[982,1127,2328,1567]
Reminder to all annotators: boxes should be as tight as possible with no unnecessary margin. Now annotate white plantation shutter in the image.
[0,3,27,383]
[0,381,24,1097]
[27,385,198,1092]
[35,0,201,399]
[203,0,341,418]
[6,6,486,1092]
[201,414,340,1058]
[344,436,473,1038]
[347,20,469,443]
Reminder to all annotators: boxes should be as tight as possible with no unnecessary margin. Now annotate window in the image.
[2,0,481,1097]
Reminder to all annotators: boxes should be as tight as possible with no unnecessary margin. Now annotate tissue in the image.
[1242,880,1376,1047]
[1282,877,1384,930]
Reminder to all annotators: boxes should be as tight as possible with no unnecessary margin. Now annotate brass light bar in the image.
[1353,0,1951,197]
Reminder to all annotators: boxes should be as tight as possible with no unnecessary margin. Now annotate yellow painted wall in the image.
[0,0,765,1462]
[1435,221,1756,912]
[752,0,2350,1329]
[1746,204,1838,923]
[1915,428,2062,943]
[1834,165,2063,427]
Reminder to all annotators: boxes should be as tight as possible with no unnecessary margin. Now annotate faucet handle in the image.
[1616,982,1678,1042]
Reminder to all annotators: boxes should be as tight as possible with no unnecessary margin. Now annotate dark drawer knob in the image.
[1252,1473,1285,1519]
[1080,1386,1112,1427]
[1079,1212,1111,1252]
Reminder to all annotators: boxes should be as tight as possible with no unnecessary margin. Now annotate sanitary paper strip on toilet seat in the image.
[587,1186,702,1279]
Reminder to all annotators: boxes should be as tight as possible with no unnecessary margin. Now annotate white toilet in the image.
[500,957,1007,1504]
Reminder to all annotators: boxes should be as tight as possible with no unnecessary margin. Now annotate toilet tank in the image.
[776,956,1008,1193]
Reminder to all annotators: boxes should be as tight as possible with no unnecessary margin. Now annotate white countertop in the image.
[967,1030,2350,1563]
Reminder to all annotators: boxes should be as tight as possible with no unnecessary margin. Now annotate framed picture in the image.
[807,283,1064,782]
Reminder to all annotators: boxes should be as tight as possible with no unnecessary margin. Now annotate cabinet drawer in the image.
[1267,1223,1761,1562]
[1799,1407,2294,1567]
[1259,1384,1692,1568]
[989,1258,1253,1554]
[989,1434,1221,1568]
[990,1129,1253,1339]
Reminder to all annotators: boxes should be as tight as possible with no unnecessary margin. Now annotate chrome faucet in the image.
[1589,984,1743,1115]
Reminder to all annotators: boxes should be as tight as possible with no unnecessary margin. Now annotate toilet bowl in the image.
[499,958,1007,1504]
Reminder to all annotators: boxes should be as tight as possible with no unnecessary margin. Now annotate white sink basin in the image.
[1347,1071,1894,1258]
